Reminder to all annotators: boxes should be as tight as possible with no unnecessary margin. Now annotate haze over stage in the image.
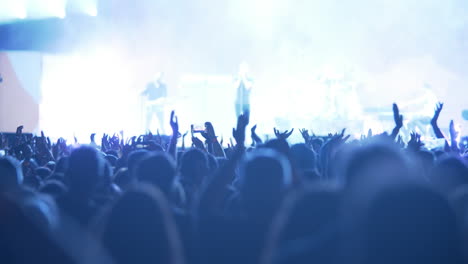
[0,0,467,141]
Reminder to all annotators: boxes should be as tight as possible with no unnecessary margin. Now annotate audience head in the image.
[263,186,341,264]
[127,149,149,179]
[180,149,209,185]
[430,156,468,194]
[65,146,104,197]
[360,183,463,264]
[345,143,410,189]
[135,152,176,195]
[0,156,23,193]
[99,184,183,264]
[263,139,290,157]
[239,148,292,217]
[290,143,316,171]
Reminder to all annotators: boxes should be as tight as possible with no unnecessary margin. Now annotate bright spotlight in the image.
[85,7,98,17]
[27,0,66,19]
[66,0,98,17]
[0,0,27,20]
[55,11,66,19]
[16,10,28,19]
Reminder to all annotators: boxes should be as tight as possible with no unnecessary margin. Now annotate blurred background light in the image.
[0,0,27,21]
[66,0,98,17]
[26,0,67,19]
[0,0,98,23]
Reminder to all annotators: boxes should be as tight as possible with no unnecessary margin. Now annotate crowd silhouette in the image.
[0,103,467,264]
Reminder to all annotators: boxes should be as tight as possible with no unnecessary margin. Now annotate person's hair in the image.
[65,146,104,197]
[0,194,75,263]
[362,183,464,264]
[54,157,69,174]
[127,149,149,178]
[262,139,290,157]
[45,161,56,172]
[430,156,468,194]
[98,184,184,264]
[262,186,341,264]
[135,152,176,197]
[345,143,409,188]
[238,148,292,217]
[0,156,23,193]
[206,153,219,173]
[39,180,68,198]
[179,149,209,185]
[113,167,131,190]
[35,167,52,180]
[290,143,316,171]
[105,155,118,168]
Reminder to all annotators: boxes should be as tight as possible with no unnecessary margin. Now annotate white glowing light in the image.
[40,47,140,142]
[0,0,27,20]
[26,0,67,19]
[67,0,98,17]
[85,7,98,17]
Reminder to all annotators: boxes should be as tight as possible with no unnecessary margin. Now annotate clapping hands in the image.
[274,128,294,140]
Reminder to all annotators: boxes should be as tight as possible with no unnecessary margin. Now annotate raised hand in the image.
[202,122,225,157]
[274,128,294,140]
[407,132,424,151]
[333,128,350,144]
[233,111,250,146]
[431,102,445,139]
[397,135,405,148]
[168,110,180,157]
[170,110,179,135]
[192,136,206,150]
[393,103,404,129]
[431,102,444,125]
[14,125,24,147]
[299,128,311,144]
[101,134,110,152]
[449,120,460,152]
[156,129,162,145]
[202,122,217,141]
[251,124,262,146]
[16,125,24,136]
[390,103,404,139]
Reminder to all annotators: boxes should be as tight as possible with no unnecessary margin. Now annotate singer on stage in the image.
[142,72,167,133]
[235,63,253,117]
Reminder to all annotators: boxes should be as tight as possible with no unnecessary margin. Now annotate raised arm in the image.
[390,103,404,139]
[197,111,249,215]
[202,122,226,158]
[168,110,179,158]
[431,102,445,139]
[449,120,460,153]
[274,128,295,141]
[251,124,262,147]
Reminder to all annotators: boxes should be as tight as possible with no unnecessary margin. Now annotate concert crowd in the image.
[0,103,467,264]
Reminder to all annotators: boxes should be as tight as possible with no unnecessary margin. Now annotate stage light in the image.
[26,0,66,19]
[40,47,140,142]
[66,0,98,17]
[0,0,27,21]
[85,6,98,17]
